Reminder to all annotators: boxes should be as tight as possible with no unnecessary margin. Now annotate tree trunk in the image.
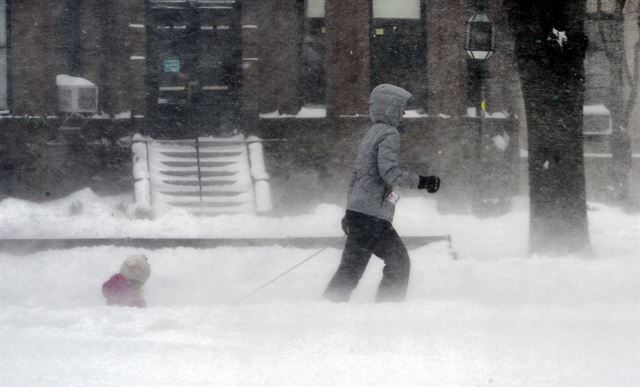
[505,0,591,255]
[594,1,633,203]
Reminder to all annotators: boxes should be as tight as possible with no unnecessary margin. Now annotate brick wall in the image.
[325,0,371,117]
[8,1,146,116]
[257,0,301,115]
[9,3,58,114]
[5,0,524,120]
[425,0,467,116]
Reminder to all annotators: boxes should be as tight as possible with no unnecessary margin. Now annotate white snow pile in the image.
[1,188,638,386]
[56,74,96,87]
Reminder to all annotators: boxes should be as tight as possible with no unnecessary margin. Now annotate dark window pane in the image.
[370,15,426,109]
[301,16,326,106]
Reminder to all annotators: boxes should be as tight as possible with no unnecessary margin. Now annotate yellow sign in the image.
[375,28,384,36]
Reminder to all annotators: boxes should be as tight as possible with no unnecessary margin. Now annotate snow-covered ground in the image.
[1,189,639,386]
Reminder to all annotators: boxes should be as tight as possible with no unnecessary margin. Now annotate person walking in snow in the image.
[323,84,440,303]
[102,254,151,307]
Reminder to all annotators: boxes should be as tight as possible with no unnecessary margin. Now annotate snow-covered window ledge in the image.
[403,110,429,119]
[114,111,132,120]
[338,114,366,118]
[259,106,326,119]
[465,108,511,119]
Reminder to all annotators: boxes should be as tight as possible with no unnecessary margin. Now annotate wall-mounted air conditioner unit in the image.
[583,104,612,136]
[56,74,98,114]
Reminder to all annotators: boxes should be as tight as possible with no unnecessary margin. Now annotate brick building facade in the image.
[0,0,637,210]
[0,0,522,122]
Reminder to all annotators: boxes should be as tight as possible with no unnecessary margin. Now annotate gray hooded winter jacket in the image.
[346,84,420,222]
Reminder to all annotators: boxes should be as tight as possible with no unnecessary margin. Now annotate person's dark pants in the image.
[323,210,410,303]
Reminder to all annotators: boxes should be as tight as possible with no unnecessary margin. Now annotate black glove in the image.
[341,215,349,235]
[418,175,441,193]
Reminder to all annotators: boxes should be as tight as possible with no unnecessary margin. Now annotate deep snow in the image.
[1,189,639,386]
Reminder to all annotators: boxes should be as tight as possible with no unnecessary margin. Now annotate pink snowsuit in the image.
[102,273,146,307]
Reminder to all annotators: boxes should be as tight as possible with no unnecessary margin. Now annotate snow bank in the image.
[259,106,326,119]
[1,188,638,386]
[1,244,637,386]
[1,243,635,309]
[2,188,638,261]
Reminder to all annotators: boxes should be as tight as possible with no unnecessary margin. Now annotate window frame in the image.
[298,0,326,107]
[372,0,421,20]
[369,0,427,109]
[0,0,7,113]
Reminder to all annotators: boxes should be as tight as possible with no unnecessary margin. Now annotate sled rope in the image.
[233,245,332,305]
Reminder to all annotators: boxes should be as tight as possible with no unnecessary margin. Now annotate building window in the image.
[0,0,7,112]
[300,0,326,106]
[56,0,81,76]
[370,0,426,109]
[373,0,420,19]
[586,0,617,14]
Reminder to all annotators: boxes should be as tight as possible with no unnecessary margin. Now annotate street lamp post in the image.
[464,1,494,215]
[465,12,494,61]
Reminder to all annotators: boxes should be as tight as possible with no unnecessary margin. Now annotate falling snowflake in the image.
[547,28,568,50]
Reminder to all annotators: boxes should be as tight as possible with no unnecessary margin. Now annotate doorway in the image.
[147,0,242,135]
[370,0,427,109]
